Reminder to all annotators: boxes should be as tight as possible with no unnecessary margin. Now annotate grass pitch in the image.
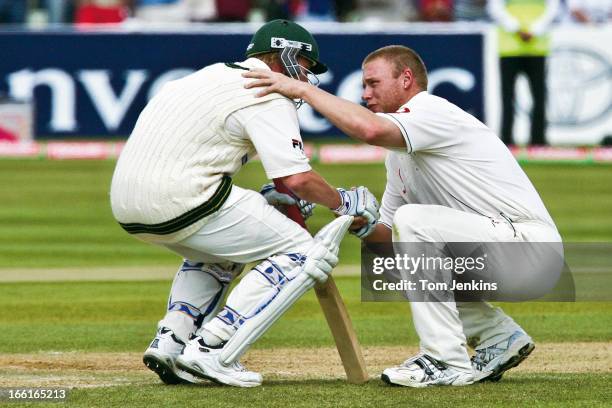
[1,160,611,268]
[1,278,611,353]
[0,159,611,406]
[1,277,611,407]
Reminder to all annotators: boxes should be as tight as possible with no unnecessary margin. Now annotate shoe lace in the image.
[471,348,490,371]
[402,354,448,381]
[472,333,520,370]
[401,353,424,369]
[231,361,247,372]
[401,352,426,366]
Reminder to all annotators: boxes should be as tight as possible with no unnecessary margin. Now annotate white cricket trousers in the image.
[392,204,562,373]
[156,185,314,343]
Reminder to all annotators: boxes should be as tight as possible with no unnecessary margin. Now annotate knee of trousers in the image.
[162,261,237,336]
[217,265,318,365]
[392,204,437,242]
[207,215,353,364]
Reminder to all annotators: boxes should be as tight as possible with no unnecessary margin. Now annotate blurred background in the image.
[0,0,612,275]
[0,1,610,268]
[0,0,610,152]
[1,0,610,25]
[0,5,610,399]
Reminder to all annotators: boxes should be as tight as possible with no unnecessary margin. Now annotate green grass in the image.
[4,375,612,407]
[1,278,610,353]
[58,375,611,408]
[0,160,611,267]
[1,277,611,407]
[1,159,611,407]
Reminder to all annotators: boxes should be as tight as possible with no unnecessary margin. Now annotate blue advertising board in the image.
[0,27,484,139]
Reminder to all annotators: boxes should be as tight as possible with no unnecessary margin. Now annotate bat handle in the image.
[273,179,368,384]
[273,179,307,229]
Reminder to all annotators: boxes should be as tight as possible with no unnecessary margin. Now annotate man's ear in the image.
[269,61,284,74]
[402,68,413,90]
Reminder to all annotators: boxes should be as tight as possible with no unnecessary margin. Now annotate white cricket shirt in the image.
[110,58,311,242]
[378,92,556,230]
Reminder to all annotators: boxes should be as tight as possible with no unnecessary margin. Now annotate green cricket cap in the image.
[245,19,327,74]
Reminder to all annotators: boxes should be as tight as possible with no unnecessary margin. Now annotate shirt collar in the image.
[397,91,428,113]
[238,58,272,71]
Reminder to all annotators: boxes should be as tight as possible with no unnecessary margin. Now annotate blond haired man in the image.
[244,45,562,387]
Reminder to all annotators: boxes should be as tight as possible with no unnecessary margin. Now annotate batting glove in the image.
[333,187,380,239]
[350,220,379,239]
[303,240,339,283]
[260,183,316,220]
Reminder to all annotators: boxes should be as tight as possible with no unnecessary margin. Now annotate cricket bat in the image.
[273,179,369,384]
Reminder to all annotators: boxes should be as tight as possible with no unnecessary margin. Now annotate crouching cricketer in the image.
[109,20,379,387]
[243,45,563,387]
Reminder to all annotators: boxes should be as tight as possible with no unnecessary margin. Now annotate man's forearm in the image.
[242,68,403,147]
[362,224,393,257]
[280,170,341,209]
[363,223,392,244]
[301,85,369,140]
[300,85,388,145]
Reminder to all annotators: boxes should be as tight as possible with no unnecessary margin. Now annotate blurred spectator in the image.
[45,0,71,23]
[255,0,306,21]
[335,0,356,20]
[75,0,129,24]
[355,0,417,21]
[215,0,251,21]
[190,0,217,21]
[489,0,560,145]
[565,0,611,23]
[262,0,352,21]
[262,0,295,20]
[419,0,452,21]
[296,0,335,20]
[132,0,190,22]
[453,0,488,21]
[0,0,27,24]
[131,0,221,23]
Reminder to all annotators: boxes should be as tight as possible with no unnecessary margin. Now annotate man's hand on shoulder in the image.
[243,69,308,100]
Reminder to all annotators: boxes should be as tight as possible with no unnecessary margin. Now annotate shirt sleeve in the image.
[229,98,312,179]
[376,106,458,154]
[531,0,560,36]
[379,153,407,229]
[487,0,521,32]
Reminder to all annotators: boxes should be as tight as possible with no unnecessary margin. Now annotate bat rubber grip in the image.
[273,179,307,229]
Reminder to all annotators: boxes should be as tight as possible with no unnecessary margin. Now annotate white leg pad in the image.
[219,271,316,365]
[159,260,241,343]
[218,215,354,365]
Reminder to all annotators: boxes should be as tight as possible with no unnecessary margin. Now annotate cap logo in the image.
[270,37,312,51]
[246,43,254,51]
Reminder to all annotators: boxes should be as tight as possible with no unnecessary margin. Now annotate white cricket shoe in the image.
[176,336,262,388]
[143,327,201,385]
[381,354,474,388]
[471,330,535,382]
